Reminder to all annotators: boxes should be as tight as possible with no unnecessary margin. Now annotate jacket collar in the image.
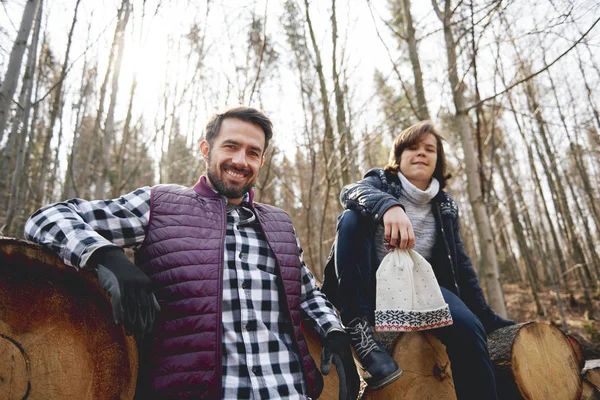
[192,175,255,205]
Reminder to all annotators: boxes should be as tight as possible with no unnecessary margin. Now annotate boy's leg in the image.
[334,210,402,390]
[334,209,377,325]
[433,287,498,400]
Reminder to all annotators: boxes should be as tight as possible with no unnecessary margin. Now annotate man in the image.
[25,106,359,399]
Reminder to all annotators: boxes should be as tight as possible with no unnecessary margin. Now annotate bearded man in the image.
[25,106,359,400]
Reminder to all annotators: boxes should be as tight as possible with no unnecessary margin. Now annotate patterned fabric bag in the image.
[374,249,453,332]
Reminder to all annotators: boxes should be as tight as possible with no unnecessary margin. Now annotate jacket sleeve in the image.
[340,169,403,221]
[452,208,515,333]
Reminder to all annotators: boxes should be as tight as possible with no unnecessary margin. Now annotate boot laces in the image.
[348,319,379,360]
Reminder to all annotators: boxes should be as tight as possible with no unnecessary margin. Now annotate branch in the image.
[462,15,600,113]
[366,0,421,119]
[32,14,118,106]
[248,0,269,104]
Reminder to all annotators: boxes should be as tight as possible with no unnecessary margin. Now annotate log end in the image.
[0,238,137,400]
[511,322,582,400]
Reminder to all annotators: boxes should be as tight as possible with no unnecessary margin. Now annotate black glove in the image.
[321,330,360,400]
[91,247,160,337]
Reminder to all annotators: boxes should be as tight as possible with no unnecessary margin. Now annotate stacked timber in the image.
[305,321,584,399]
[1,238,593,400]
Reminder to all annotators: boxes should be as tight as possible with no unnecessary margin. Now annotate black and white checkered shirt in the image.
[24,186,342,399]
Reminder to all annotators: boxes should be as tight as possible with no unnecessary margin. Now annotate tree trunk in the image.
[84,2,126,198]
[304,0,339,191]
[543,55,600,237]
[0,0,41,144]
[96,0,131,198]
[495,152,545,316]
[331,0,352,187]
[400,0,430,120]
[34,0,81,209]
[113,76,137,198]
[522,79,594,317]
[63,19,93,200]
[432,0,507,317]
[1,0,42,235]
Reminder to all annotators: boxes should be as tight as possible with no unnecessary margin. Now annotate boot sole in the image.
[367,368,403,391]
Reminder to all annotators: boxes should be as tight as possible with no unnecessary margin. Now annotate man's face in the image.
[200,118,265,204]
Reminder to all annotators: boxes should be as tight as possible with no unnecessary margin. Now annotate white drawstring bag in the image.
[374,249,453,332]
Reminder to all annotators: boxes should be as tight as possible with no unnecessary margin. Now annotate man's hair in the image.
[204,106,273,154]
[384,120,452,189]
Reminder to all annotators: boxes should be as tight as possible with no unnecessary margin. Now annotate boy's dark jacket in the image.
[322,168,514,334]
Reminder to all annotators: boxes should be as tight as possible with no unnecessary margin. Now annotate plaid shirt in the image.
[24,186,342,399]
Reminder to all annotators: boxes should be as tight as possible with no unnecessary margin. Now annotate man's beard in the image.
[206,155,256,200]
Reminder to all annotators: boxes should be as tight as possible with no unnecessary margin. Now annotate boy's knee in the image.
[451,312,487,345]
[337,209,364,232]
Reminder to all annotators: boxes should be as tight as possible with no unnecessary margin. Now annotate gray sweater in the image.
[375,173,439,262]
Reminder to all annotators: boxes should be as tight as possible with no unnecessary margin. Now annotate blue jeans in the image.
[334,209,498,400]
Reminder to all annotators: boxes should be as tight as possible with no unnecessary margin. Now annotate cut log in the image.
[0,237,137,400]
[582,380,600,400]
[364,332,456,400]
[568,334,586,369]
[488,322,582,400]
[308,322,582,399]
[583,360,600,391]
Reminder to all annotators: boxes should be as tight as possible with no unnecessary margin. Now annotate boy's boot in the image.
[345,317,403,390]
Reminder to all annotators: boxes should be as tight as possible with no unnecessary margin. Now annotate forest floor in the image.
[503,282,600,359]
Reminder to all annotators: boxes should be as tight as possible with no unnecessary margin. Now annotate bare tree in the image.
[1,0,43,235]
[396,0,430,120]
[0,0,41,144]
[96,0,131,198]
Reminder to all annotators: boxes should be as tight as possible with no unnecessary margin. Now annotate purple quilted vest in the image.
[135,176,323,399]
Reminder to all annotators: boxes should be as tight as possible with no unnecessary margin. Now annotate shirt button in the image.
[375,213,379,219]
[245,321,256,331]
[241,281,250,289]
[251,366,259,374]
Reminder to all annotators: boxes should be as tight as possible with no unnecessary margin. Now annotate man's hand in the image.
[321,330,360,400]
[91,247,160,337]
[382,206,414,249]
